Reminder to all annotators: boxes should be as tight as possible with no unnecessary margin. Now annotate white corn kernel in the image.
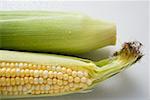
[39,77,44,84]
[45,85,50,90]
[81,77,87,83]
[34,78,38,84]
[34,70,39,77]
[72,71,77,77]
[53,71,57,78]
[67,68,72,75]
[25,69,30,77]
[19,63,24,68]
[57,72,63,79]
[30,70,34,77]
[77,71,84,77]
[56,66,61,72]
[63,74,68,80]
[43,70,48,78]
[20,69,25,77]
[16,68,20,76]
[39,70,43,77]
[74,77,80,83]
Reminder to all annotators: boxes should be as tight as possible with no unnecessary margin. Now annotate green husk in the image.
[0,11,116,55]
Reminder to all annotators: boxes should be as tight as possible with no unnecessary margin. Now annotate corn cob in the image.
[0,41,142,98]
[0,11,116,54]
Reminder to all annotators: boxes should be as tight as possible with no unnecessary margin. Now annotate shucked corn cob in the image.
[0,11,116,54]
[0,41,142,98]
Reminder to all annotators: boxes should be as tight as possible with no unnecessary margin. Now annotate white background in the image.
[0,1,149,100]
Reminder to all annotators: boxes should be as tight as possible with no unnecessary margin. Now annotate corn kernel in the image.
[20,78,24,85]
[6,78,10,86]
[29,77,34,84]
[67,68,72,75]
[61,67,66,73]
[39,77,44,84]
[15,77,20,85]
[16,68,20,76]
[24,77,29,83]
[72,71,77,77]
[30,70,34,77]
[10,68,16,77]
[68,76,73,82]
[43,70,48,78]
[34,78,38,84]
[57,80,63,86]
[81,77,87,83]
[48,71,53,78]
[34,70,39,77]
[10,78,15,86]
[57,72,63,79]
[52,78,57,84]
[56,66,61,72]
[25,69,30,77]
[63,74,68,80]
[74,77,80,83]
[47,78,52,85]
